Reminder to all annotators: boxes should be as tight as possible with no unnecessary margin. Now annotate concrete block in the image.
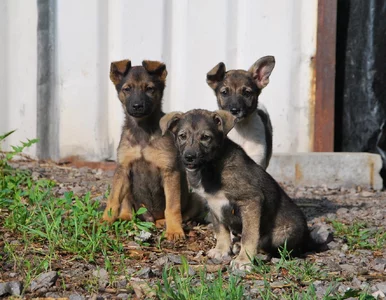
[267,152,383,190]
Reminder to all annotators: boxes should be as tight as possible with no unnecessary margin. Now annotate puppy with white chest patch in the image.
[206,56,275,169]
[161,109,325,270]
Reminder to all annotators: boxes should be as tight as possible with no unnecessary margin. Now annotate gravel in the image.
[1,160,386,298]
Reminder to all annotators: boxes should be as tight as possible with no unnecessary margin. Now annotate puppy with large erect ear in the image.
[162,109,328,271]
[206,56,275,169]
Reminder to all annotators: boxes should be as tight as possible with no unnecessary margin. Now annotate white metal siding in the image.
[0,0,317,160]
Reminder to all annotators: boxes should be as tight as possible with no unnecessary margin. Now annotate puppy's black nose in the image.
[132,103,144,110]
[230,108,240,116]
[184,153,196,163]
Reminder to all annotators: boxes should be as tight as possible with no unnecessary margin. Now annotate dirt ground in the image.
[1,159,386,299]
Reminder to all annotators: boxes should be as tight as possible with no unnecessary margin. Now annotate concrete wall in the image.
[0,0,318,160]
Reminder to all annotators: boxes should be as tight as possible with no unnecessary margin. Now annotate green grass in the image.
[156,256,244,300]
[0,130,380,299]
[330,220,386,250]
[0,130,154,294]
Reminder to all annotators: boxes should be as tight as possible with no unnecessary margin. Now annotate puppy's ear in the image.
[110,59,131,86]
[213,110,236,136]
[206,62,226,90]
[142,60,168,82]
[248,56,275,89]
[160,112,183,136]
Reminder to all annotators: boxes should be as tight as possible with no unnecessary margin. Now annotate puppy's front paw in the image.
[165,227,185,241]
[102,206,119,224]
[118,209,132,221]
[231,257,253,272]
[207,248,231,261]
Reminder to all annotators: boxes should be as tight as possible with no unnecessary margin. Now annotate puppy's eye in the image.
[123,86,132,93]
[146,86,155,94]
[178,133,187,141]
[243,89,252,97]
[220,89,228,96]
[201,135,211,142]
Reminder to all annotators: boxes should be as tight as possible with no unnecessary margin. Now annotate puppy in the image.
[206,56,275,169]
[161,109,323,270]
[103,59,198,240]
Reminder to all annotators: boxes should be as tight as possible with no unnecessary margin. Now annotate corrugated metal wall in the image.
[0,0,318,161]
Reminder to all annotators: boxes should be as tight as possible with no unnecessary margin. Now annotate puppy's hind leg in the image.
[232,202,260,271]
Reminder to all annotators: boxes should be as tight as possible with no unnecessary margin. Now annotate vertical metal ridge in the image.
[37,0,59,160]
[313,0,337,152]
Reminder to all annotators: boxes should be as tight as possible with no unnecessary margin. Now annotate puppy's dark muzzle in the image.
[127,102,150,117]
[183,153,200,170]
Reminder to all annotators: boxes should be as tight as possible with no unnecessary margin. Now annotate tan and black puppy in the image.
[103,59,194,240]
[206,56,275,169]
[161,109,323,270]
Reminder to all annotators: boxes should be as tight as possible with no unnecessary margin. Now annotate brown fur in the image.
[102,59,201,240]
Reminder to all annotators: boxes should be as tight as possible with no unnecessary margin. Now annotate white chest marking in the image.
[227,109,268,168]
[193,185,229,219]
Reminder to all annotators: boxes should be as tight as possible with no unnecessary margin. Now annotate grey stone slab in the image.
[267,152,383,190]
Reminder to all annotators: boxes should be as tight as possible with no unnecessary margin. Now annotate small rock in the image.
[69,294,85,300]
[357,267,368,275]
[336,208,349,215]
[374,263,386,272]
[126,241,141,250]
[46,292,61,298]
[93,195,104,202]
[135,231,152,242]
[154,256,169,267]
[351,277,362,288]
[250,288,259,295]
[137,267,153,279]
[92,268,109,289]
[89,296,104,300]
[341,244,349,252]
[186,266,196,276]
[372,290,385,298]
[57,187,67,195]
[126,268,136,275]
[312,281,328,298]
[206,274,215,281]
[117,293,129,299]
[72,186,83,194]
[340,264,357,275]
[327,241,341,250]
[32,171,40,180]
[131,280,155,299]
[30,271,58,292]
[167,254,182,264]
[325,259,341,272]
[0,281,23,297]
[271,257,280,264]
[116,278,128,289]
[360,191,373,198]
[374,211,384,220]
[376,282,386,294]
[8,273,17,278]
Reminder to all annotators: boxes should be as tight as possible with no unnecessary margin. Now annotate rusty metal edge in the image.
[313,0,337,152]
